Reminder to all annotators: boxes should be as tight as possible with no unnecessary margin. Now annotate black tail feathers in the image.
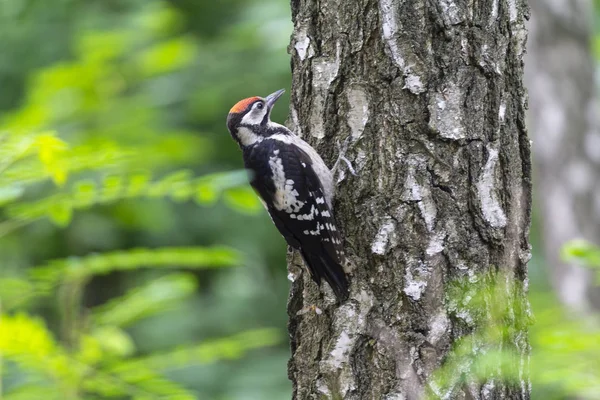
[301,250,349,302]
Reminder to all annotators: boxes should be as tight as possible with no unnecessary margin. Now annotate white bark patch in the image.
[403,74,425,94]
[404,260,430,301]
[372,218,397,255]
[378,0,425,94]
[429,85,466,140]
[499,101,507,123]
[294,28,313,61]
[329,331,352,367]
[289,106,303,138]
[513,25,527,56]
[316,380,331,397]
[309,45,341,139]
[439,0,464,25]
[427,312,450,345]
[384,393,406,400]
[482,380,496,399]
[379,0,405,68]
[346,87,370,140]
[426,230,446,255]
[477,147,507,228]
[507,0,518,22]
[490,0,499,25]
[321,290,374,395]
[403,157,437,231]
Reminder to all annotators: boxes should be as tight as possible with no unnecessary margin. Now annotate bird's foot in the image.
[296,304,323,316]
[332,136,357,181]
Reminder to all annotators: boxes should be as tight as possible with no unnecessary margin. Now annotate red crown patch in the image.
[229,97,260,114]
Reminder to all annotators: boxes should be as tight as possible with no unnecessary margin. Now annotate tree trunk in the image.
[525,0,600,312]
[286,0,532,399]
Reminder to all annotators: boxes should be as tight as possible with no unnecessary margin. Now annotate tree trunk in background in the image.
[286,0,531,399]
[526,0,600,312]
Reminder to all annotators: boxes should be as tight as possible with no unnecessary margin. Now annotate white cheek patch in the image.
[241,107,267,126]
[237,127,263,146]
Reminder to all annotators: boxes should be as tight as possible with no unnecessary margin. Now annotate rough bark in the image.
[525,0,600,312]
[286,0,532,399]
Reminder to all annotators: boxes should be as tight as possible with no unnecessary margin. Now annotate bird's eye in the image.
[256,102,264,110]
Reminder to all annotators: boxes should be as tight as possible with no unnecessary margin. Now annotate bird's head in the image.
[226,89,286,147]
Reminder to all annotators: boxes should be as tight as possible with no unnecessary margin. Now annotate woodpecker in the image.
[226,89,349,301]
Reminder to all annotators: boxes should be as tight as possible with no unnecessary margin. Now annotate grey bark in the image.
[525,0,600,312]
[286,0,532,399]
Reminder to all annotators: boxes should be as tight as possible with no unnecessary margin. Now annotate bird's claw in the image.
[333,136,358,178]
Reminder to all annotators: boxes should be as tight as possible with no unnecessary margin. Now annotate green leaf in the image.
[137,37,197,76]
[5,386,63,400]
[223,186,262,215]
[0,185,24,206]
[0,277,35,309]
[91,273,198,327]
[29,246,242,287]
[0,313,82,387]
[72,179,96,208]
[102,175,124,201]
[35,132,69,186]
[91,326,136,357]
[5,169,252,227]
[195,181,218,205]
[139,4,185,37]
[47,201,73,227]
[82,367,196,400]
[113,328,281,372]
[562,239,600,268]
[593,35,600,61]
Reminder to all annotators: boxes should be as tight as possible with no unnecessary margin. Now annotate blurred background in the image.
[0,0,598,399]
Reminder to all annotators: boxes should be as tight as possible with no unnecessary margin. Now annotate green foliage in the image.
[427,241,600,400]
[91,273,199,328]
[36,246,239,281]
[114,328,281,372]
[0,312,282,400]
[562,239,600,270]
[5,169,258,226]
[0,0,292,398]
[530,293,600,399]
[426,271,530,398]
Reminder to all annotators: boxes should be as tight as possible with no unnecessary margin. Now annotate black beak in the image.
[265,89,285,109]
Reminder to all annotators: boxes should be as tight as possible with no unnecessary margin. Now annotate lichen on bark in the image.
[286,0,532,399]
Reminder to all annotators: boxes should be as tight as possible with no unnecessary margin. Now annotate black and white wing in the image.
[245,141,349,300]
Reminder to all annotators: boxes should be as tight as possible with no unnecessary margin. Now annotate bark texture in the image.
[526,0,600,312]
[286,0,532,399]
